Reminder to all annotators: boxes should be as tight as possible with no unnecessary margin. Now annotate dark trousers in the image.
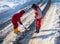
[36,27,40,33]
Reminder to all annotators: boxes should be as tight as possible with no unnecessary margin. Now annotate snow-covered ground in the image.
[28,0,60,44]
[0,1,20,13]
[0,0,42,31]
[1,0,60,44]
[0,0,32,12]
[1,0,48,44]
[0,0,41,24]
[10,0,60,44]
[0,0,31,11]
[0,0,46,38]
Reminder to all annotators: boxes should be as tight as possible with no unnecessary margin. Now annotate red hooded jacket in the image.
[34,6,42,28]
[11,10,25,29]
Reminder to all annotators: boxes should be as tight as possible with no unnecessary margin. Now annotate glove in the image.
[14,28,19,34]
[19,21,23,25]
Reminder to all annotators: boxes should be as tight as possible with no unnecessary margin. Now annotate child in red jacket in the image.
[11,10,26,34]
[32,4,43,33]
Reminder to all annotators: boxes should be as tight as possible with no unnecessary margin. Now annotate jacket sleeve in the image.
[20,10,25,17]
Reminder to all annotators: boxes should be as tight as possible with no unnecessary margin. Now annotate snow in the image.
[0,1,19,12]
[1,0,60,44]
[0,0,47,38]
[2,0,48,44]
[2,10,35,44]
[0,0,48,44]
[0,0,40,12]
[28,1,60,44]
[0,0,41,25]
[0,0,31,9]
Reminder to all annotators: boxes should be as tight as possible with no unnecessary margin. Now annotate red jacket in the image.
[11,10,25,29]
[34,6,42,28]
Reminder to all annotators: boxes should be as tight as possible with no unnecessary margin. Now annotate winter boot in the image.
[35,27,39,33]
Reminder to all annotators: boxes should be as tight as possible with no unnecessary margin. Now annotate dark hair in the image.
[32,4,37,8]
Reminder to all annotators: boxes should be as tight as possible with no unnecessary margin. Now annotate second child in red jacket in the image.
[32,4,43,33]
